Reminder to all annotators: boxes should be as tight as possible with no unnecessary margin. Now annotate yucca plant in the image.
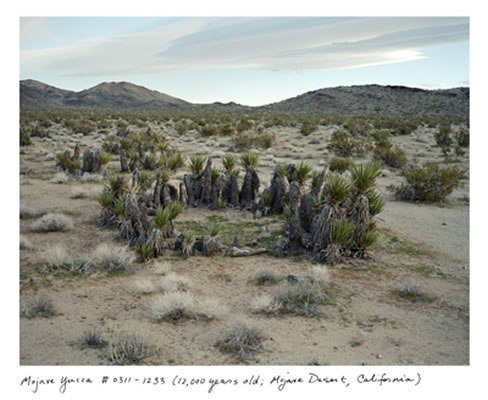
[295,161,313,186]
[211,168,221,185]
[108,175,127,194]
[350,161,381,194]
[161,169,170,184]
[100,151,112,166]
[210,223,220,237]
[311,193,322,215]
[153,206,170,230]
[138,170,155,187]
[326,175,352,206]
[330,218,355,246]
[366,190,385,216]
[98,190,113,209]
[138,243,153,262]
[262,192,272,208]
[167,152,185,171]
[363,230,378,248]
[310,170,321,190]
[166,201,184,220]
[222,154,237,173]
[189,155,206,174]
[113,194,127,217]
[240,151,260,169]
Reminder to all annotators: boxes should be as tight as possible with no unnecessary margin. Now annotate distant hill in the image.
[259,84,469,120]
[20,80,469,120]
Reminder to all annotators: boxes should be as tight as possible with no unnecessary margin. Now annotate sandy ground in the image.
[19,119,469,365]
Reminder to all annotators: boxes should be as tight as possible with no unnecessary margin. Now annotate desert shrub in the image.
[232,132,275,149]
[389,161,463,202]
[20,206,46,219]
[80,173,104,183]
[150,292,195,321]
[81,328,107,349]
[41,244,72,268]
[199,124,218,137]
[132,279,156,295]
[167,151,185,171]
[329,129,368,157]
[32,213,73,232]
[434,123,453,150]
[50,172,69,184]
[215,321,264,360]
[21,293,56,319]
[236,118,253,133]
[240,151,260,169]
[71,188,89,199]
[274,281,327,318]
[329,157,353,173]
[87,243,134,273]
[189,155,206,174]
[20,125,32,146]
[456,128,469,147]
[300,121,318,136]
[160,273,192,293]
[373,142,407,169]
[56,153,81,174]
[304,266,330,287]
[254,270,281,286]
[194,298,228,321]
[250,294,283,316]
[20,235,33,251]
[109,333,153,365]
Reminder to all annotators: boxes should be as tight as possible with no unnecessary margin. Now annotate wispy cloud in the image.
[20,17,469,78]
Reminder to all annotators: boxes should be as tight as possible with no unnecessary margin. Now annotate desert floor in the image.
[19,120,469,365]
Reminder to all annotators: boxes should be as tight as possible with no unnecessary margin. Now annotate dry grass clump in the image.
[80,173,104,183]
[109,333,154,365]
[253,270,281,286]
[215,321,265,360]
[132,278,156,295]
[41,244,72,268]
[159,273,192,293]
[50,172,69,184]
[20,292,56,319]
[152,262,170,276]
[81,328,107,349]
[20,235,33,251]
[87,243,134,273]
[150,292,195,322]
[394,280,434,304]
[20,206,46,219]
[274,281,327,318]
[250,295,283,316]
[32,213,74,232]
[71,187,89,199]
[304,265,330,287]
[194,298,228,321]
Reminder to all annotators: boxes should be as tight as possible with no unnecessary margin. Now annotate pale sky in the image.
[20,16,469,106]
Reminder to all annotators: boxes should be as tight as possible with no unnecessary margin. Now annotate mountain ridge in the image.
[20,79,469,120]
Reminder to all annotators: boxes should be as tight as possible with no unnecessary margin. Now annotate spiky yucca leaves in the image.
[240,151,260,169]
[166,201,184,220]
[366,190,385,216]
[189,155,206,174]
[210,167,221,185]
[363,230,378,248]
[330,218,355,246]
[262,192,272,208]
[113,194,127,218]
[295,161,313,186]
[222,154,238,173]
[310,170,321,191]
[100,151,112,166]
[138,170,155,187]
[326,175,352,207]
[275,163,287,177]
[182,232,195,257]
[153,206,170,230]
[98,190,113,209]
[350,161,381,194]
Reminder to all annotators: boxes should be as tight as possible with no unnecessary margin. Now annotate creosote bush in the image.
[329,157,353,173]
[389,161,463,203]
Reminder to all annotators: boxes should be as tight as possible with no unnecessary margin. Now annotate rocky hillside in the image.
[259,84,469,119]
[20,80,469,120]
